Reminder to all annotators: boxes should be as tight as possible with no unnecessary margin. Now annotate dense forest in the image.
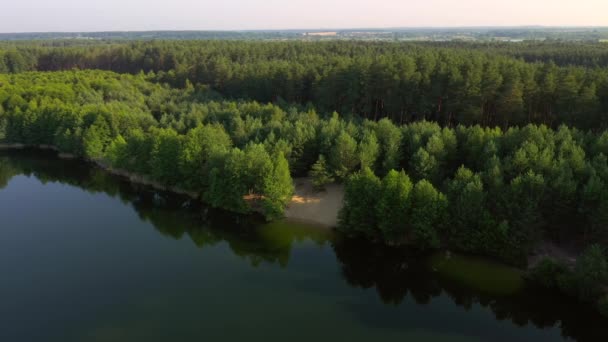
[0,71,298,219]
[1,41,608,129]
[0,40,607,316]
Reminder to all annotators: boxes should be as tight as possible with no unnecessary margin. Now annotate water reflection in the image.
[1,149,607,342]
[0,149,330,268]
[333,238,608,342]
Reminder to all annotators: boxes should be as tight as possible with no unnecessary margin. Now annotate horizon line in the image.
[2,25,608,35]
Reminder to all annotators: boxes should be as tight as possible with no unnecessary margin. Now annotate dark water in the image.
[0,150,606,342]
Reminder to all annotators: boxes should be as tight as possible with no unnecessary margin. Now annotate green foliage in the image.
[309,155,333,191]
[580,174,608,241]
[262,153,294,220]
[526,258,570,289]
[204,148,250,214]
[83,116,111,159]
[55,128,82,155]
[106,135,128,167]
[179,124,232,190]
[375,119,402,174]
[4,41,608,315]
[500,171,546,258]
[243,143,274,195]
[574,245,608,302]
[4,40,608,128]
[121,128,154,174]
[446,167,495,253]
[528,246,608,317]
[411,148,437,181]
[149,128,183,185]
[376,170,412,243]
[2,54,608,249]
[410,180,446,250]
[339,167,381,238]
[330,131,359,180]
[357,129,380,170]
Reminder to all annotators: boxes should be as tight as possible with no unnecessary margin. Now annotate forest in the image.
[0,40,607,316]
[1,40,608,129]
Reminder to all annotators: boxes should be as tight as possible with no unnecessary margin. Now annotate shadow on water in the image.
[0,149,330,268]
[332,237,608,342]
[1,149,607,342]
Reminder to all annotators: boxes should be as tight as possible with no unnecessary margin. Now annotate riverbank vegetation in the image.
[0,68,604,250]
[0,71,296,219]
[1,68,607,253]
[527,245,608,318]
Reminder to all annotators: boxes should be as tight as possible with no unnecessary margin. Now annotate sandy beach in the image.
[284,178,344,227]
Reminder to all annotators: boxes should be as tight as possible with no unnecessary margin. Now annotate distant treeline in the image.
[1,41,608,129]
[1,27,608,41]
[0,31,302,41]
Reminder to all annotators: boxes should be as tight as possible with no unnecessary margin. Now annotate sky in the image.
[1,0,607,33]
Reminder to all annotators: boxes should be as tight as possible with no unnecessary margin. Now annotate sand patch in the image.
[285,178,343,228]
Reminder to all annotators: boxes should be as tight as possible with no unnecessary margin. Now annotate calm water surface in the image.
[0,150,606,342]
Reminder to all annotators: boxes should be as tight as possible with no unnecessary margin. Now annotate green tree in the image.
[106,135,128,168]
[82,116,111,159]
[180,124,232,190]
[580,174,608,241]
[376,170,413,243]
[446,166,495,254]
[375,118,402,174]
[149,128,183,185]
[205,148,250,214]
[574,245,608,302]
[339,167,381,238]
[330,131,359,180]
[262,153,294,220]
[243,143,274,195]
[410,180,447,250]
[309,155,334,191]
[358,129,380,171]
[411,148,437,182]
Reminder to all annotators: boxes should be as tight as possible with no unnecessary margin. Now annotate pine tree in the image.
[262,153,295,220]
[330,131,358,180]
[376,170,412,243]
[410,180,447,250]
[310,155,334,191]
[357,129,380,171]
[339,167,381,238]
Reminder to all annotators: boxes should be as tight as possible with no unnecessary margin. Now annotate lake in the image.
[0,150,606,342]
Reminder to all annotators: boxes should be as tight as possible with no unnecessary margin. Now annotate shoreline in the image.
[1,143,578,266]
[0,143,343,227]
[0,143,201,199]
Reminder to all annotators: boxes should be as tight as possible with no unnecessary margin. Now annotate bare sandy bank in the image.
[528,240,579,269]
[284,178,344,228]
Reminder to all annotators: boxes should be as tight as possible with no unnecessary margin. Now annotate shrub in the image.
[526,258,570,289]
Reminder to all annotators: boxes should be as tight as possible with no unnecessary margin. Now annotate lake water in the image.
[0,150,606,342]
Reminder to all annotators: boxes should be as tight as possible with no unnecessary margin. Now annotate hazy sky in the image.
[1,0,607,33]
